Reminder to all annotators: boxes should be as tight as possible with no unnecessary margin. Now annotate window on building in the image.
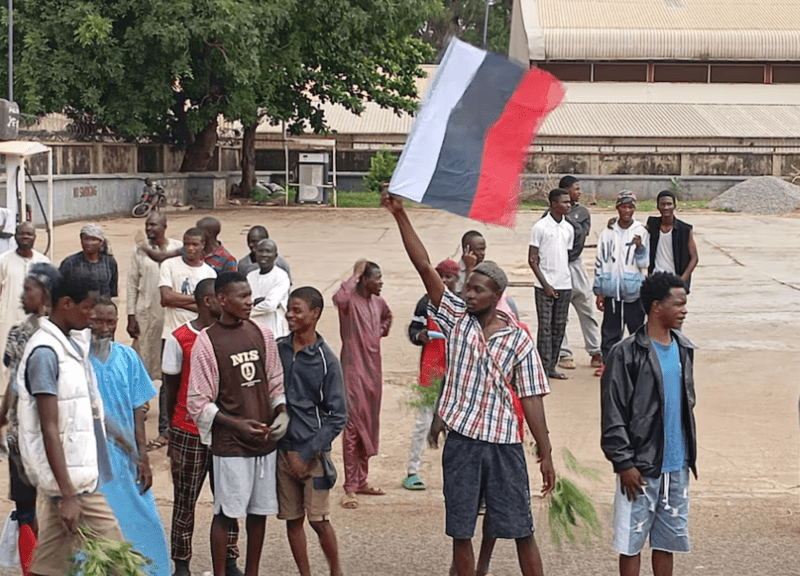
[536,62,592,81]
[593,63,648,82]
[772,65,800,83]
[710,64,764,83]
[653,63,709,83]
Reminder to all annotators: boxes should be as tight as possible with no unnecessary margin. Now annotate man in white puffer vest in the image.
[16,268,123,576]
[593,190,650,377]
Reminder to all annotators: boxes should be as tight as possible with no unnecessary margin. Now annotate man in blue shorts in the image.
[382,188,555,576]
[601,272,697,576]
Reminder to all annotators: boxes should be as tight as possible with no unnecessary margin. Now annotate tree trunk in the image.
[239,120,258,197]
[179,116,219,172]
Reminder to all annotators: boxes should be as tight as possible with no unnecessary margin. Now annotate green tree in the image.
[363,149,398,194]
[418,0,512,57]
[9,0,436,180]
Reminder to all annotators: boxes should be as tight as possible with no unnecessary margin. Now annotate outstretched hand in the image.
[380,183,404,215]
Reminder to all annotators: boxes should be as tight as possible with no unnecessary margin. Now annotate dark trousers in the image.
[534,287,572,373]
[169,426,239,562]
[600,297,646,360]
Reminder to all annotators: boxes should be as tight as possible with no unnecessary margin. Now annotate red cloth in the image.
[419,316,446,387]
[171,323,200,435]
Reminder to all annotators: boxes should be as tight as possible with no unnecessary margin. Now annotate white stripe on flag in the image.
[389,39,486,203]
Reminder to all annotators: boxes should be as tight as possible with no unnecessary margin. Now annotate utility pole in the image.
[482,0,490,49]
[7,0,12,101]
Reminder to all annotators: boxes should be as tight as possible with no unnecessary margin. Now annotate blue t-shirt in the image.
[652,338,685,473]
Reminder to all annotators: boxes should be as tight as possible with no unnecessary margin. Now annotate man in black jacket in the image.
[647,191,699,292]
[601,272,697,576]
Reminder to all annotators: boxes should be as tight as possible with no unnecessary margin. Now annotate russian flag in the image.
[389,38,564,228]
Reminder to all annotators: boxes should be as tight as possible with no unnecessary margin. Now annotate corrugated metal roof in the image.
[540,102,800,138]
[513,0,800,60]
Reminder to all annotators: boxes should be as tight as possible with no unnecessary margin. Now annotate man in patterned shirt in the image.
[382,188,556,576]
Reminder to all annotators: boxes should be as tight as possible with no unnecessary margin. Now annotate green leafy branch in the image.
[546,449,603,547]
[407,374,442,410]
[67,527,151,576]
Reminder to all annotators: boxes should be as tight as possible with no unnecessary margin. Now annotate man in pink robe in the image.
[333,259,392,509]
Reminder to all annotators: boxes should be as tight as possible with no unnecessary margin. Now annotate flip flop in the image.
[548,371,568,380]
[557,357,576,370]
[402,474,427,490]
[146,436,168,452]
[340,493,359,509]
[591,354,604,368]
[594,366,606,378]
[354,484,386,496]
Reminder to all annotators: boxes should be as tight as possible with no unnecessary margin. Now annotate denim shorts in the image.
[442,432,534,540]
[612,465,691,556]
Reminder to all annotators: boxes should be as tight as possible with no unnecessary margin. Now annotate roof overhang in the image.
[0,140,51,157]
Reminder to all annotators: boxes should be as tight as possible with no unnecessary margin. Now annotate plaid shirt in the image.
[430,289,549,444]
[204,244,237,274]
[59,251,118,296]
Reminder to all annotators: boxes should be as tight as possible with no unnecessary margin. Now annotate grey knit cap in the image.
[472,261,508,292]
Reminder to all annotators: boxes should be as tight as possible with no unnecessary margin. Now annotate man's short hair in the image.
[290,286,324,313]
[197,216,221,235]
[358,262,380,284]
[194,278,216,306]
[94,294,117,312]
[472,261,508,293]
[215,271,248,294]
[548,188,569,204]
[184,227,204,240]
[51,268,100,306]
[559,175,579,189]
[640,272,686,314]
[461,230,483,249]
[249,225,268,239]
[657,190,676,203]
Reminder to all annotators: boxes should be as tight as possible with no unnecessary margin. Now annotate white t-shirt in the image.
[654,229,676,274]
[529,214,574,290]
[158,258,217,339]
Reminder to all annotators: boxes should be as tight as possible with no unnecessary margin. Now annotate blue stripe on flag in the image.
[419,52,526,217]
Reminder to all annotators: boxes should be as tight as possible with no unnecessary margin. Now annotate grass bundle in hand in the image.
[546,448,603,547]
[68,527,150,576]
[406,375,442,410]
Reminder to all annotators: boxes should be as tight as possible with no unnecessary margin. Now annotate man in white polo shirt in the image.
[528,189,574,380]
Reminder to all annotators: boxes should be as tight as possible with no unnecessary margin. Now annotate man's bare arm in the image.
[683,230,699,281]
[134,405,152,493]
[160,286,198,312]
[381,187,445,308]
[521,395,556,496]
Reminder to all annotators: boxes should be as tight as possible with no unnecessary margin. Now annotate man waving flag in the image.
[389,38,564,228]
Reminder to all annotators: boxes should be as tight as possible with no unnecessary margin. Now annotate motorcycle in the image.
[132,180,166,217]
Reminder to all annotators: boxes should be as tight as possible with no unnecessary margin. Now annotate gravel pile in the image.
[708,176,800,214]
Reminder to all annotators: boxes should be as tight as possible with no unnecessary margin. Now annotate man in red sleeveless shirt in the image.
[187,272,288,576]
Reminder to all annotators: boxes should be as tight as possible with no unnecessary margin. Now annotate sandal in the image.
[547,371,568,380]
[354,484,385,496]
[340,493,359,509]
[591,354,603,368]
[401,474,427,490]
[594,365,606,378]
[146,436,168,452]
[557,357,576,370]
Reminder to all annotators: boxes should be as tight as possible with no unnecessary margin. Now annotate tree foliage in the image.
[417,0,512,57]
[7,0,437,171]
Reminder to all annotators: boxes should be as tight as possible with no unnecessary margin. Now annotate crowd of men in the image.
[0,175,700,576]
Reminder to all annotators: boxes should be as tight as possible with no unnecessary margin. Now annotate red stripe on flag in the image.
[468,69,564,227]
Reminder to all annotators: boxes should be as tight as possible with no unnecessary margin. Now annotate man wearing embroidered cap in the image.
[593,191,649,377]
[59,223,119,298]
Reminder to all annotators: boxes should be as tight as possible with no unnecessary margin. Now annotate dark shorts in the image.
[442,432,534,540]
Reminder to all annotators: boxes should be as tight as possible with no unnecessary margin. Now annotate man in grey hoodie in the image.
[276,286,348,576]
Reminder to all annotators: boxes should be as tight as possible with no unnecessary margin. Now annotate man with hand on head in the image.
[455,231,486,296]
[187,272,288,576]
[333,259,392,510]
